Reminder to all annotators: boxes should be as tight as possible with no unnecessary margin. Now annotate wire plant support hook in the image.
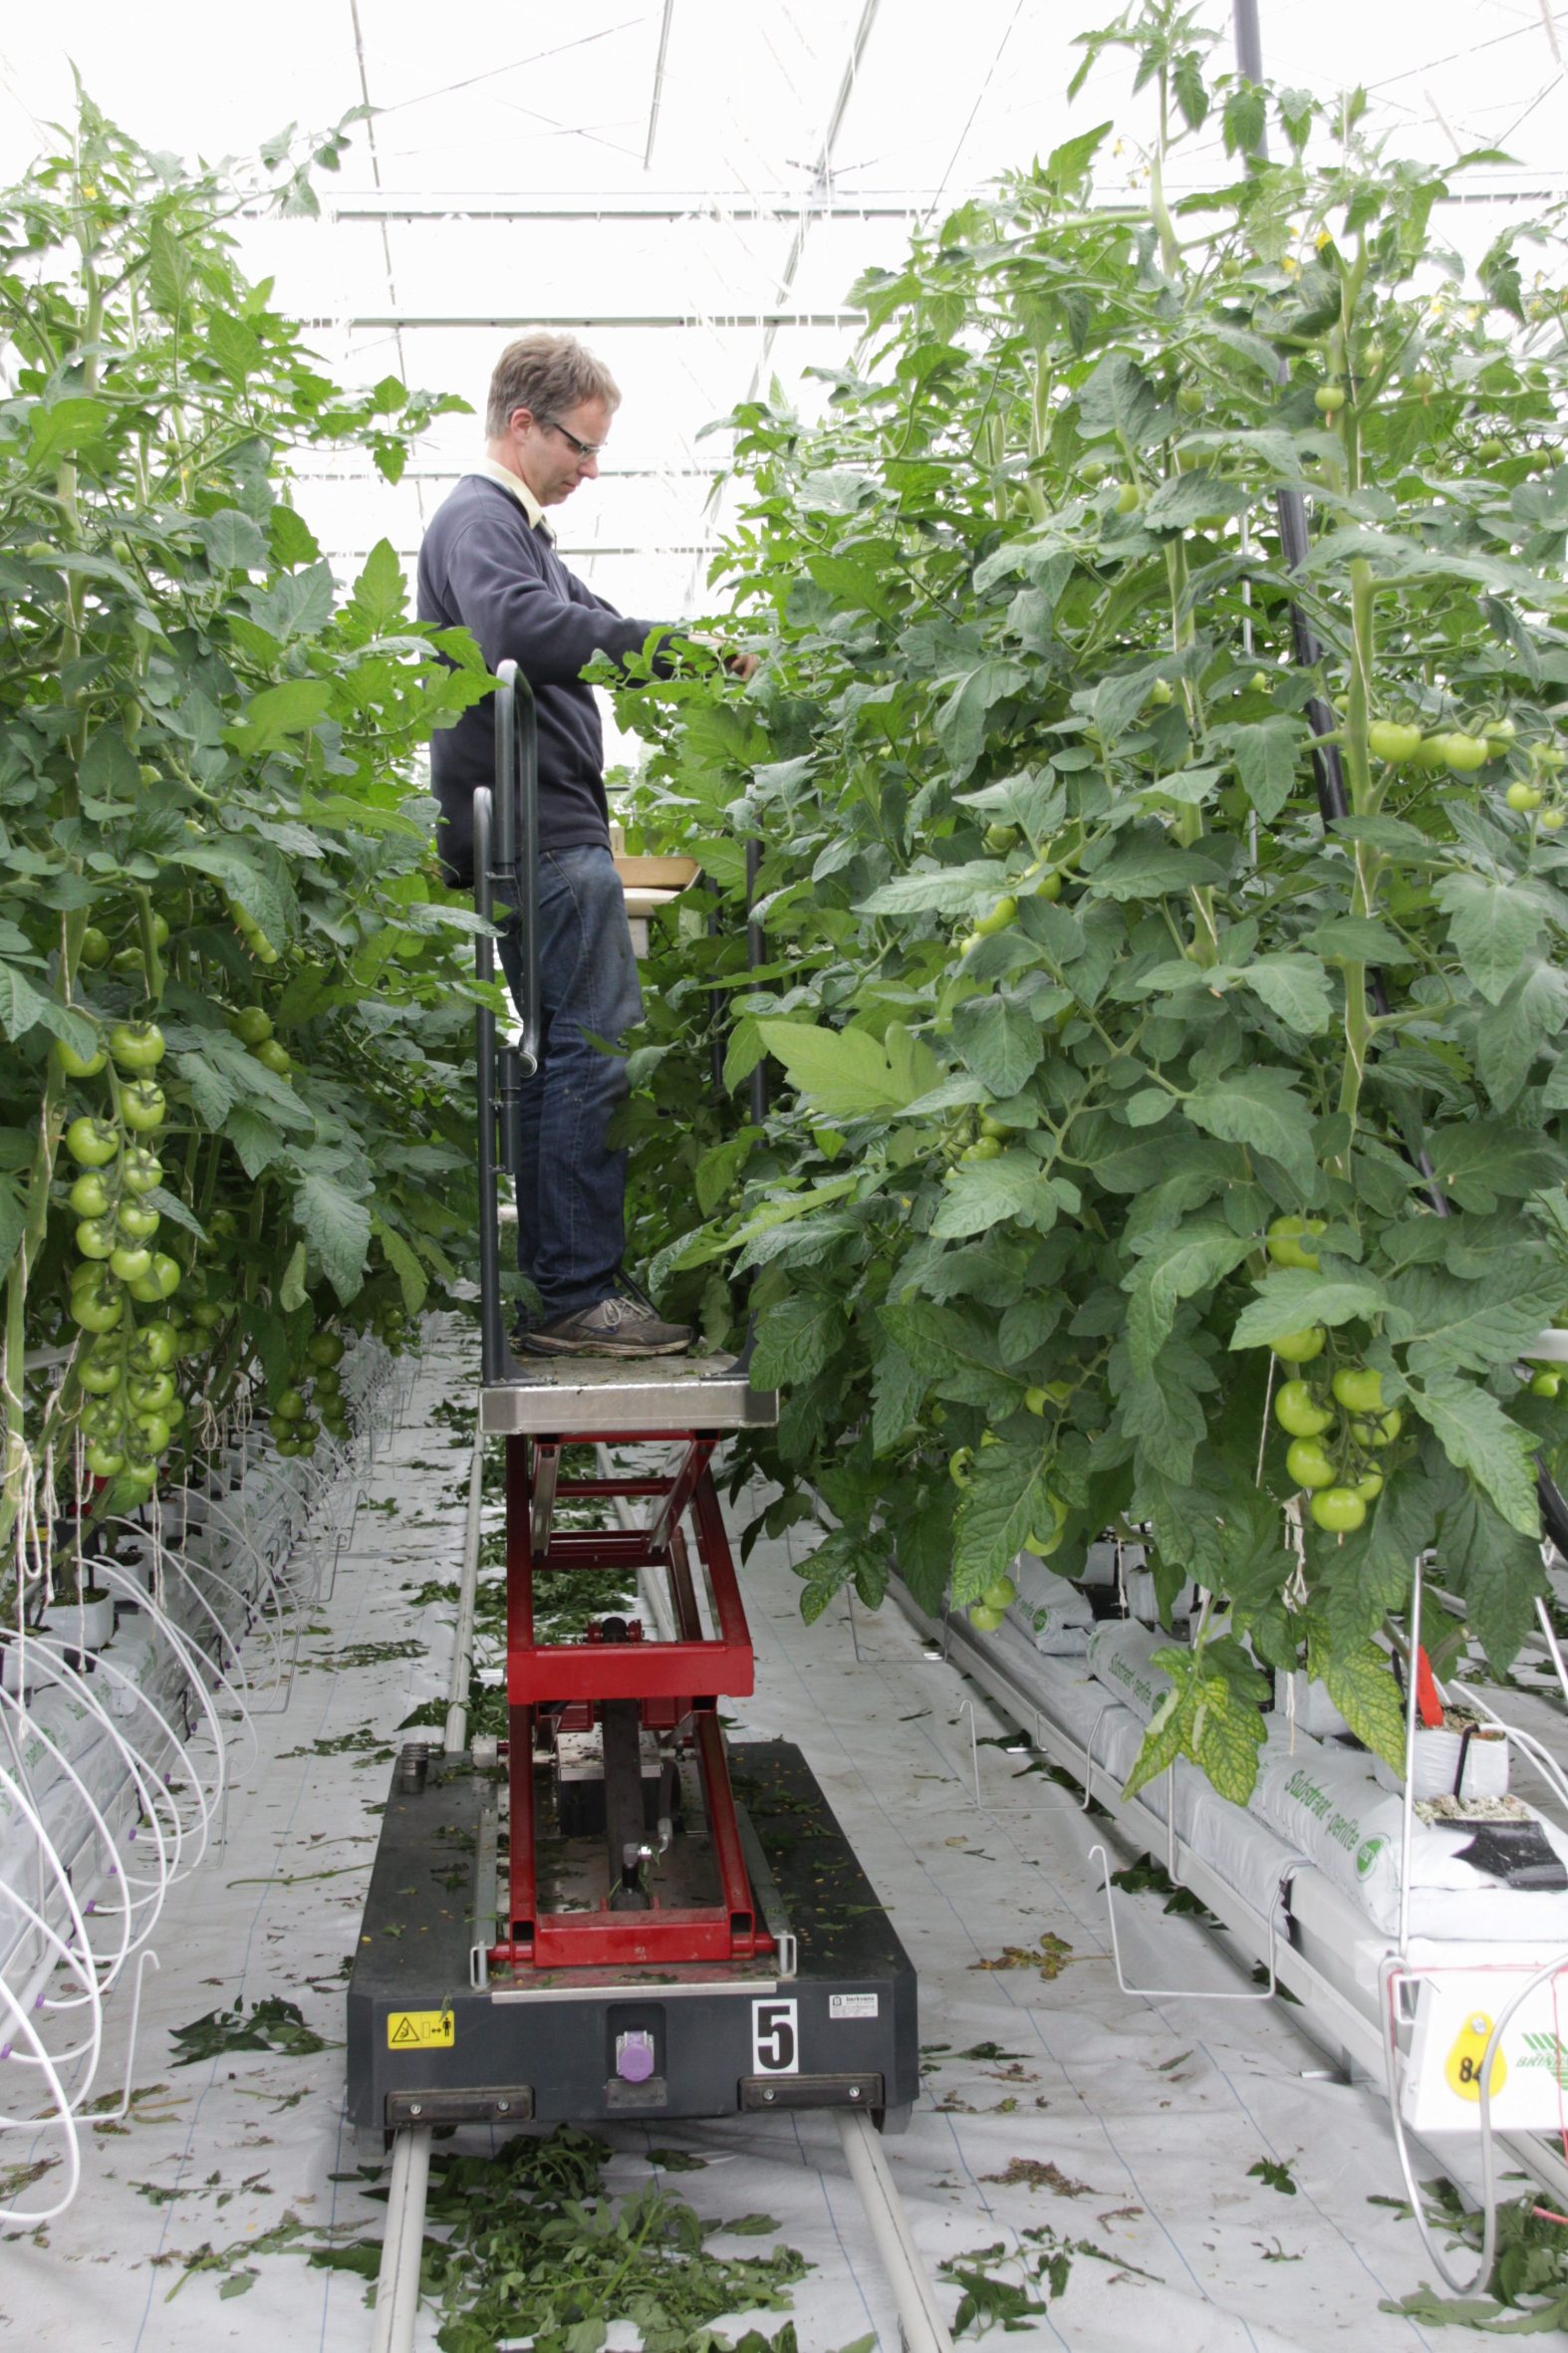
[1088,1841,1281,2003]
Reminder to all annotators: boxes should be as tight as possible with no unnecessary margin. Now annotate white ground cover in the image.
[0,1315,1477,2349]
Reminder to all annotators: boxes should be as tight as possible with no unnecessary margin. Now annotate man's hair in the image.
[486,333,622,437]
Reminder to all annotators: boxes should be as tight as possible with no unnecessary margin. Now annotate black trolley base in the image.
[347,1739,918,2138]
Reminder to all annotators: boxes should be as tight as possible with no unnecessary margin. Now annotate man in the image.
[418,332,704,1357]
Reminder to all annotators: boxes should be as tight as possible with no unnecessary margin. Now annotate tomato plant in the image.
[607,5,1568,1798]
[0,100,494,1562]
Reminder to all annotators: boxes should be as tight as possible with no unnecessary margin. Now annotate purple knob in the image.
[616,2030,655,2084]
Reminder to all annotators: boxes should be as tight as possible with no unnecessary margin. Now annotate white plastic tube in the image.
[835,2108,955,2353]
[369,2122,432,2353]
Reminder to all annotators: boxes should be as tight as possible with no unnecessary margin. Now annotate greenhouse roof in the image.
[3,0,1567,626]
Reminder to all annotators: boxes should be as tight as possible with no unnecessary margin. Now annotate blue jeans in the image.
[497,845,644,1323]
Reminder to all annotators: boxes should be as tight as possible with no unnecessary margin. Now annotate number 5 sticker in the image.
[751,1997,799,2075]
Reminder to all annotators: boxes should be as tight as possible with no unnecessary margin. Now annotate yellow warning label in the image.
[1444,2011,1506,2104]
[387,2008,455,2051]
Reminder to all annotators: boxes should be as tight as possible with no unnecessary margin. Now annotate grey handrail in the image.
[475,660,542,1385]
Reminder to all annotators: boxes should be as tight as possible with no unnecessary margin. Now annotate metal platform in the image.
[480,1351,779,1436]
[347,1739,918,2132]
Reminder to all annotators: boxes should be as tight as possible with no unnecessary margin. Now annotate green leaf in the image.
[1410,1376,1541,1536]
[1427,1121,1568,1213]
[1223,717,1304,823]
[208,313,262,383]
[374,1215,430,1315]
[952,1438,1059,1604]
[1121,1362,1208,1480]
[348,539,407,636]
[1475,960,1568,1109]
[1239,953,1333,1036]
[1127,1221,1254,1375]
[1182,1068,1317,1189]
[194,508,269,572]
[751,1292,846,1389]
[857,860,1008,917]
[227,678,332,752]
[1384,1257,1565,1377]
[1229,1269,1386,1349]
[755,1020,934,1118]
[1084,835,1224,902]
[1433,873,1548,1004]
[871,1338,923,1453]
[223,1103,285,1179]
[0,968,96,1059]
[28,397,109,468]
[1437,1483,1547,1674]
[930,1155,1061,1240]
[279,1238,309,1312]
[1311,1635,1407,1770]
[933,660,1028,777]
[951,992,1044,1097]
[0,1175,25,1284]
[1077,351,1169,449]
[292,1172,373,1302]
[173,845,290,949]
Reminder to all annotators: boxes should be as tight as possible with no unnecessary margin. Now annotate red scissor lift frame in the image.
[489,1427,774,1973]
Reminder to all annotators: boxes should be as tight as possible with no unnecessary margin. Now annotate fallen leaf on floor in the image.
[983,2157,1101,2199]
[969,1932,1075,1980]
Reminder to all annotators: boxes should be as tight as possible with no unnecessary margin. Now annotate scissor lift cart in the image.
[347,663,917,2138]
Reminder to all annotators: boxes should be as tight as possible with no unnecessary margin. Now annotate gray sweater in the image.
[417,474,667,883]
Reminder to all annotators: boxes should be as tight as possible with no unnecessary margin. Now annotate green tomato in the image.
[120,1147,162,1195]
[1272,1326,1326,1364]
[960,1135,1003,1163]
[78,926,111,968]
[1354,1469,1385,1502]
[1507,780,1544,812]
[1476,437,1506,463]
[1310,1485,1367,1532]
[110,1242,152,1283]
[1351,1408,1404,1448]
[1285,1438,1336,1489]
[78,1354,122,1397]
[1115,481,1140,514]
[132,1410,172,1454]
[1148,677,1175,706]
[972,896,1018,938]
[1274,1381,1333,1438]
[275,1435,301,1458]
[978,1113,1013,1143]
[967,1604,1005,1632]
[120,1081,165,1133]
[76,1216,117,1260]
[1368,720,1423,763]
[109,1020,166,1073]
[68,1172,111,1219]
[131,1254,181,1303]
[982,822,1018,854]
[128,1371,175,1414]
[1484,716,1517,746]
[81,1397,126,1440]
[1248,669,1271,693]
[1176,384,1204,415]
[1542,809,1566,831]
[1026,1494,1069,1557]
[1331,1367,1385,1414]
[983,1576,1018,1610]
[1024,1386,1048,1417]
[117,1199,159,1242]
[313,1365,342,1396]
[1440,732,1488,772]
[190,1300,224,1330]
[70,1281,124,1335]
[128,1323,176,1374]
[1314,385,1347,414]
[85,1441,127,1479]
[1266,1214,1324,1271]
[66,1117,120,1169]
[56,1034,107,1078]
[148,912,169,948]
[1032,869,1063,903]
[274,1387,307,1423]
[1530,1368,1562,1399]
[948,1445,974,1488]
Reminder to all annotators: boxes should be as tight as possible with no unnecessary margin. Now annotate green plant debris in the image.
[969,1932,1076,1980]
[280,1725,396,1757]
[647,2147,711,2172]
[982,2157,1101,2200]
[939,2240,1050,2335]
[169,1996,332,2066]
[303,1639,425,1670]
[1383,2179,1568,2330]
[312,2127,810,2352]
[1248,2158,1298,2197]
[1109,1852,1221,1923]
[0,2159,56,2204]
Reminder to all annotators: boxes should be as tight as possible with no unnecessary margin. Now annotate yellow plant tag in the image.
[1444,2012,1505,2104]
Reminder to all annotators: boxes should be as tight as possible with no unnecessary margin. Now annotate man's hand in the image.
[724,650,759,682]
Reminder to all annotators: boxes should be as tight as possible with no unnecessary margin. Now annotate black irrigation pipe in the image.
[1230,0,1568,1558]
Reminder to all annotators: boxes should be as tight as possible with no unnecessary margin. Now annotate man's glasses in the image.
[544,417,606,460]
